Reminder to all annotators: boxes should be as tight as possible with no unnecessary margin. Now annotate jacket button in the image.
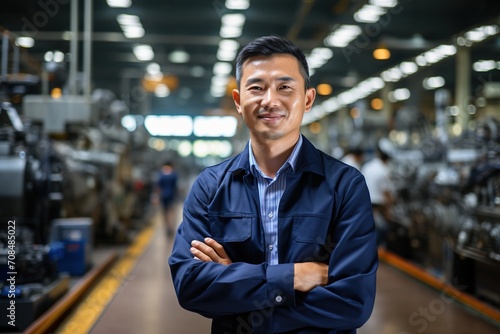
[275,296,283,303]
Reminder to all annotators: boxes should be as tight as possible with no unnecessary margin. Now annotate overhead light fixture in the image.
[221,13,246,26]
[213,62,232,76]
[144,115,193,137]
[307,47,334,71]
[107,0,131,8]
[220,13,246,38]
[381,67,403,82]
[15,37,34,48]
[217,39,239,61]
[154,84,170,98]
[316,83,332,96]
[190,66,205,77]
[169,50,190,63]
[193,116,238,137]
[373,47,391,60]
[117,14,144,38]
[324,25,362,48]
[371,98,384,110]
[354,5,387,23]
[369,0,398,8]
[464,25,499,43]
[133,44,154,61]
[388,88,410,102]
[146,63,161,75]
[472,60,497,72]
[400,61,418,75]
[225,0,250,10]
[423,76,445,90]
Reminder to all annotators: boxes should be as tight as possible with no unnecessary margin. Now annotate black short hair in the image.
[235,35,310,90]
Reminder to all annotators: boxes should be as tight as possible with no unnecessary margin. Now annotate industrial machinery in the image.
[387,115,500,306]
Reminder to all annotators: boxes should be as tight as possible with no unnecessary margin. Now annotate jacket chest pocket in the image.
[209,215,264,263]
[290,216,333,262]
[209,215,253,242]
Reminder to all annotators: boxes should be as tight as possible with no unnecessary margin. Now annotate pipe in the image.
[69,0,79,95]
[1,31,9,82]
[83,0,93,98]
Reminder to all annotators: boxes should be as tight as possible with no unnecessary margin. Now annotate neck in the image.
[251,135,299,178]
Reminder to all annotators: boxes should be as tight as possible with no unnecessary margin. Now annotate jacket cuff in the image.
[266,263,295,307]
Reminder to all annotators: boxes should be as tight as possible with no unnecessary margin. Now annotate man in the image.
[340,147,364,171]
[156,161,178,237]
[169,35,378,333]
[361,142,394,247]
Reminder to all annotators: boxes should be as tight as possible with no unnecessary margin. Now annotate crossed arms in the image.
[190,237,328,292]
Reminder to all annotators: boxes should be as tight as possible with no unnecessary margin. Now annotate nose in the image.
[261,88,280,109]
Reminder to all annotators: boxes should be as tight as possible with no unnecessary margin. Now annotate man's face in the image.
[232,54,316,143]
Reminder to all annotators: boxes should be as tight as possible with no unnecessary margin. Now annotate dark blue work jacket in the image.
[169,136,378,334]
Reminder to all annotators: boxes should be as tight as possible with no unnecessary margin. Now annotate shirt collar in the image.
[248,135,303,177]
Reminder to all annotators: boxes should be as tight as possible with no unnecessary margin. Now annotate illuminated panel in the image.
[193,116,237,137]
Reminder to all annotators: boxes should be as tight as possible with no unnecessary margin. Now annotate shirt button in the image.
[268,212,273,218]
[275,296,283,303]
[268,245,273,250]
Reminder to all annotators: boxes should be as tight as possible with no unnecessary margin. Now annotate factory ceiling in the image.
[1,0,500,119]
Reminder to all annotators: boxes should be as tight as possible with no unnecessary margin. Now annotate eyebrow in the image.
[244,76,297,86]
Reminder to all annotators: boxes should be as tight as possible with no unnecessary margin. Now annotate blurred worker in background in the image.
[361,142,395,248]
[156,161,178,237]
[169,35,378,333]
[341,146,364,170]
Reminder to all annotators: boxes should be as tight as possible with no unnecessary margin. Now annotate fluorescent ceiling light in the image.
[146,63,161,75]
[123,26,144,38]
[400,61,418,75]
[144,115,193,137]
[133,44,154,61]
[354,5,387,23]
[107,0,131,8]
[381,67,403,82]
[324,25,362,47]
[117,14,144,39]
[389,88,410,102]
[423,76,445,90]
[211,76,229,86]
[369,0,398,8]
[213,62,232,76]
[169,50,190,63]
[15,37,34,48]
[225,0,250,10]
[473,60,497,72]
[307,47,334,69]
[220,25,243,38]
[218,39,240,51]
[155,84,170,97]
[193,116,238,137]
[117,14,140,25]
[221,13,246,26]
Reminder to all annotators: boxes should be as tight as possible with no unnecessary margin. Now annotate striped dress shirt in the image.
[248,136,303,265]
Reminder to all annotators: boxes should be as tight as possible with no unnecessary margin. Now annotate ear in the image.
[304,88,316,113]
[232,89,242,115]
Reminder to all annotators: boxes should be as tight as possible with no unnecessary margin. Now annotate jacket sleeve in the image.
[168,171,295,318]
[272,173,378,332]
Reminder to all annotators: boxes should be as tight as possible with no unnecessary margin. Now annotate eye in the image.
[248,85,262,91]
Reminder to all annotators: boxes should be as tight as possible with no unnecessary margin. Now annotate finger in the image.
[191,240,220,262]
[204,238,229,259]
[190,246,213,262]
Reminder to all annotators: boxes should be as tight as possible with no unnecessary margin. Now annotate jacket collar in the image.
[228,135,325,177]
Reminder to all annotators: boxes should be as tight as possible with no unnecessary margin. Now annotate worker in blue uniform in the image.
[169,35,378,334]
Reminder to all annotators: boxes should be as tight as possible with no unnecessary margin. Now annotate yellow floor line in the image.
[56,222,157,334]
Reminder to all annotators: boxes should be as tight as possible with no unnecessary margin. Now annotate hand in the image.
[294,262,328,292]
[190,237,232,265]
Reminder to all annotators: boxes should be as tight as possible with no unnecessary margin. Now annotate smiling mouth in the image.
[258,113,285,120]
